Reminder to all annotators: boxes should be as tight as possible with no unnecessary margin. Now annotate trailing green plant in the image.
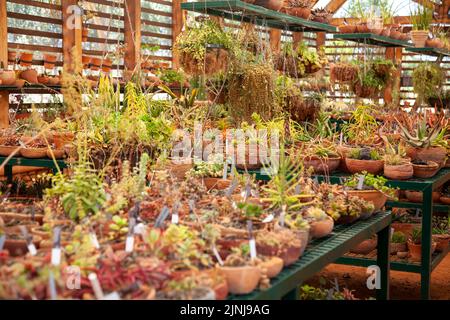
[348,147,382,160]
[412,63,445,106]
[344,171,397,198]
[159,69,185,85]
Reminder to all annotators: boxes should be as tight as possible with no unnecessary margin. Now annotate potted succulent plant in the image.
[345,147,384,175]
[175,19,233,76]
[410,5,433,48]
[188,154,230,190]
[396,114,447,168]
[304,206,334,239]
[382,140,413,180]
[432,217,449,252]
[256,228,303,267]
[407,227,436,262]
[391,231,407,255]
[282,0,312,19]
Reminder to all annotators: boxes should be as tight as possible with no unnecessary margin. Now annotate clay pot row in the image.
[8,52,57,69]
[302,156,341,174]
[82,56,113,73]
[0,146,65,159]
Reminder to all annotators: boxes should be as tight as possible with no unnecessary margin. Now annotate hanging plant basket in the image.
[286,95,321,123]
[330,63,358,83]
[352,82,378,98]
[180,45,229,76]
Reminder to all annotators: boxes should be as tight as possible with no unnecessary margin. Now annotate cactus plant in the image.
[395,115,446,148]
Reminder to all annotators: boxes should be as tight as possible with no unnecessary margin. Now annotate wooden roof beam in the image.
[325,0,347,14]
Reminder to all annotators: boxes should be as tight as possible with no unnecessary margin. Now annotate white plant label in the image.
[88,273,104,300]
[125,236,134,253]
[49,272,57,300]
[212,245,224,266]
[171,213,179,224]
[262,214,274,223]
[102,292,121,300]
[27,243,37,256]
[249,238,257,260]
[222,161,228,180]
[357,175,365,190]
[339,132,343,145]
[51,247,61,266]
[89,233,100,249]
[0,235,5,251]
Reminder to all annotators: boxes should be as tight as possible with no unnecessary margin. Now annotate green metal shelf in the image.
[406,47,450,58]
[180,0,337,32]
[336,246,449,273]
[385,200,450,212]
[231,212,391,300]
[333,33,412,47]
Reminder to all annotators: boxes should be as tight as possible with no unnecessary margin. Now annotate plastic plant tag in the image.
[53,226,62,248]
[339,177,344,184]
[0,235,5,251]
[20,226,36,256]
[134,223,147,236]
[415,209,421,217]
[31,206,35,222]
[89,233,100,249]
[249,238,257,260]
[171,202,180,224]
[313,176,319,184]
[212,245,224,266]
[88,273,104,300]
[125,235,134,253]
[262,214,274,223]
[154,206,170,228]
[188,199,195,214]
[231,201,238,210]
[225,178,238,197]
[357,175,365,190]
[222,160,228,180]
[51,247,61,266]
[247,220,254,239]
[339,132,343,145]
[48,272,57,300]
[295,184,301,195]
[279,205,287,227]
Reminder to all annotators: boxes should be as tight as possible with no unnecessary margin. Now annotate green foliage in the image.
[412,63,445,105]
[410,4,433,30]
[45,162,106,221]
[396,115,446,148]
[159,69,185,84]
[345,171,397,198]
[175,19,234,65]
[410,227,422,245]
[237,202,263,219]
[391,231,406,244]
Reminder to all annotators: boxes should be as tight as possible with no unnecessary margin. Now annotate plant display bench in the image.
[312,168,450,300]
[231,212,392,300]
[181,0,337,32]
[0,156,68,183]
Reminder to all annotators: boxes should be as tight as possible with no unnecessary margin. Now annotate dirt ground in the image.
[305,254,450,300]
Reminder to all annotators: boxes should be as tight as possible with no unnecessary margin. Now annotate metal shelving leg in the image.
[4,164,13,184]
[376,225,390,300]
[421,186,433,300]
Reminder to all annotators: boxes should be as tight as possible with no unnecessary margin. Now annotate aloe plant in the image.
[396,115,446,148]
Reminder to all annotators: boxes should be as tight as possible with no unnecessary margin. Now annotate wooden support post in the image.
[0,0,9,128]
[172,0,183,69]
[124,0,141,71]
[61,0,82,73]
[384,47,402,106]
[292,32,303,50]
[316,32,326,49]
[269,29,281,53]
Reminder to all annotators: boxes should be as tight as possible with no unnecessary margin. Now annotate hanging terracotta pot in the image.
[19,69,38,84]
[339,24,357,33]
[90,57,101,71]
[8,51,17,66]
[37,75,50,85]
[0,70,16,85]
[19,52,34,67]
[101,58,113,73]
[82,27,89,42]
[356,22,369,33]
[43,54,57,70]
[254,0,283,11]
[82,55,91,69]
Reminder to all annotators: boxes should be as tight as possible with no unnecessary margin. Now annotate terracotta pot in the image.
[426,38,444,48]
[218,265,261,295]
[0,145,21,156]
[339,24,357,33]
[440,196,450,205]
[47,76,60,86]
[8,51,17,65]
[390,242,407,254]
[260,257,283,278]
[286,7,311,19]
[390,30,402,40]
[391,223,421,237]
[346,189,387,212]
[43,54,57,70]
[213,278,229,300]
[410,30,429,48]
[0,70,16,85]
[82,55,91,68]
[381,27,391,37]
[37,75,49,85]
[20,69,38,84]
[0,212,44,224]
[20,147,47,159]
[14,79,26,88]
[102,58,112,73]
[407,147,446,168]
[90,57,101,71]
[302,156,340,174]
[383,162,413,180]
[254,0,283,11]
[202,177,231,190]
[356,22,369,33]
[405,190,440,203]
[4,235,41,256]
[369,27,383,35]
[19,52,34,67]
[46,149,65,159]
[217,237,247,257]
[350,238,377,254]
[408,241,436,262]
[345,158,384,175]
[52,132,74,149]
[279,243,303,266]
[433,234,449,252]
[412,161,439,178]
[310,217,334,239]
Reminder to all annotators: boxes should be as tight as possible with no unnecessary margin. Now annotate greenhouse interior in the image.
[0,0,449,303]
